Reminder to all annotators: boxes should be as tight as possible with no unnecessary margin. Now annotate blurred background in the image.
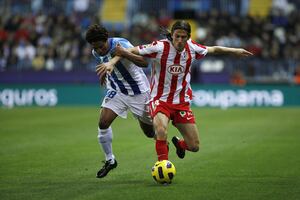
[0,0,300,108]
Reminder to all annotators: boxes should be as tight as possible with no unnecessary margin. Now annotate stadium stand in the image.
[0,0,299,84]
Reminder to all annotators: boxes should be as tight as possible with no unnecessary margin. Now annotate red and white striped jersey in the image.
[138,39,208,104]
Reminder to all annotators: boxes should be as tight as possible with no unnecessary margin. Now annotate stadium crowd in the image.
[0,0,299,83]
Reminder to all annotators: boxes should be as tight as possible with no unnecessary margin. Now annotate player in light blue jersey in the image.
[85,24,155,178]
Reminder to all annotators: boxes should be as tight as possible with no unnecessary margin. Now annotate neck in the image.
[173,45,184,52]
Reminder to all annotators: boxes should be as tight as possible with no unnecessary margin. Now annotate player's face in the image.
[172,29,189,52]
[91,41,109,56]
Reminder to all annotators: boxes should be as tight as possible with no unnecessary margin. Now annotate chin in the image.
[177,47,184,52]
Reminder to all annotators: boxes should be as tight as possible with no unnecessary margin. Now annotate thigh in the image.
[173,109,195,125]
[101,90,128,118]
[175,123,200,148]
[138,119,155,138]
[128,92,152,125]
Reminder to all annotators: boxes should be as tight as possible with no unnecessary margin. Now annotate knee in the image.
[189,140,200,152]
[155,125,167,140]
[144,130,155,138]
[190,146,199,152]
[99,119,111,129]
[140,123,155,138]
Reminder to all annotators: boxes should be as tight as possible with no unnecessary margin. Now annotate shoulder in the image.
[111,37,129,43]
[159,39,171,45]
[110,37,133,48]
[92,49,101,58]
[92,49,105,63]
[187,39,208,57]
[188,39,207,49]
[141,39,167,49]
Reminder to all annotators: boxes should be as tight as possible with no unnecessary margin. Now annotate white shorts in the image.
[101,90,152,125]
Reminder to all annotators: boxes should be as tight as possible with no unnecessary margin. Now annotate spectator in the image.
[230,70,246,86]
[0,0,299,85]
[294,65,300,84]
[32,51,45,70]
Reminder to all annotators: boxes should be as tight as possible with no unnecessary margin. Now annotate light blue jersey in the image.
[92,37,150,95]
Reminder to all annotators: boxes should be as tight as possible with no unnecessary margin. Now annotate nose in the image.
[178,36,186,44]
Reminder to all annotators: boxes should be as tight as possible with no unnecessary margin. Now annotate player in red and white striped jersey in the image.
[138,37,207,105]
[102,20,252,161]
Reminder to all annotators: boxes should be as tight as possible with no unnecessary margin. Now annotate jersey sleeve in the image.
[191,40,208,59]
[138,41,161,58]
[117,38,134,49]
[92,49,103,64]
[111,38,134,51]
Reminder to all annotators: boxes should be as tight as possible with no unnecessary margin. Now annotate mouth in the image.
[177,44,184,50]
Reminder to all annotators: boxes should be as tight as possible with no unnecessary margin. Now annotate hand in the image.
[235,49,253,57]
[95,63,114,85]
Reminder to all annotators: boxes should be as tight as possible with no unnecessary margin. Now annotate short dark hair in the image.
[85,24,108,43]
[171,20,191,37]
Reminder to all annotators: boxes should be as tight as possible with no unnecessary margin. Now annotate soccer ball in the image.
[151,160,176,184]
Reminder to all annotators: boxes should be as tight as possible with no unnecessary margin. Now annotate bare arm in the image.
[207,46,253,57]
[114,45,148,67]
[95,44,147,85]
[94,55,121,85]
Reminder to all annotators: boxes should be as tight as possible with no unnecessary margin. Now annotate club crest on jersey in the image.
[179,111,186,117]
[167,64,184,75]
[140,43,152,49]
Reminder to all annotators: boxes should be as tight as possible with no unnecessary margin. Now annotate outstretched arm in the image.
[207,46,253,57]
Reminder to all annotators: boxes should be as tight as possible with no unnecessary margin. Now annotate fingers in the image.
[100,72,107,85]
[96,65,106,76]
[95,64,108,86]
[244,50,253,57]
[106,67,113,74]
[95,63,115,86]
[238,49,253,57]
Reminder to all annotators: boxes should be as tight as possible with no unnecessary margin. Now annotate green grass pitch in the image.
[1,107,300,200]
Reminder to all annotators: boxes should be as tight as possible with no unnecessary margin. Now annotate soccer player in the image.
[85,24,155,178]
[99,20,253,161]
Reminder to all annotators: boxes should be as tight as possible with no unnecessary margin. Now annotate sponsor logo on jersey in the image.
[167,64,184,75]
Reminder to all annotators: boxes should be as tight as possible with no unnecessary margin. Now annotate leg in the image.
[98,107,118,161]
[98,107,118,129]
[171,108,199,158]
[153,112,169,140]
[153,112,170,160]
[138,119,155,138]
[175,123,200,152]
[96,107,118,178]
[127,92,155,138]
[171,123,199,159]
